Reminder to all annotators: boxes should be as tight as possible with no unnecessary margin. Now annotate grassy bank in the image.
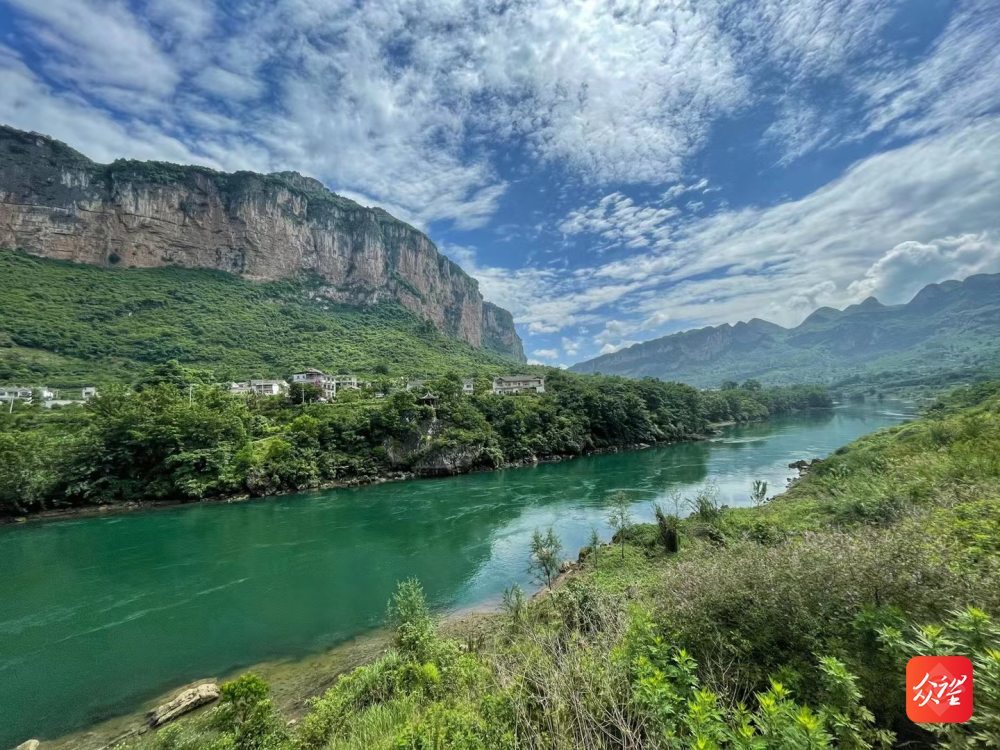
[105,382,1000,749]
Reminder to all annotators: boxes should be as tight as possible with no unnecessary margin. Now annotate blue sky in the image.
[2,0,998,366]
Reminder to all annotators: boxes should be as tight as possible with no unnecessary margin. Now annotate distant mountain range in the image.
[571,274,1000,388]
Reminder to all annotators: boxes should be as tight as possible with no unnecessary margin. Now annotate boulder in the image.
[147,682,220,727]
[15,740,40,750]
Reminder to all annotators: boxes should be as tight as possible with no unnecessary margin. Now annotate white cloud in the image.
[561,337,581,356]
[857,0,1000,141]
[532,348,559,360]
[195,66,263,102]
[559,192,679,249]
[848,233,1000,304]
[472,117,1000,353]
[6,0,180,98]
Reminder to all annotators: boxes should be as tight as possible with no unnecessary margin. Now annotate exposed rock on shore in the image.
[147,682,220,728]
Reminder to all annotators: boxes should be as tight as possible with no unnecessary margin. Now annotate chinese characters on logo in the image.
[906,656,974,724]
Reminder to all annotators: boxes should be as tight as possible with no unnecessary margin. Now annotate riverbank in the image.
[2,400,895,749]
[28,409,876,749]
[105,382,997,749]
[41,606,499,750]
[1,432,708,526]
[0,377,832,519]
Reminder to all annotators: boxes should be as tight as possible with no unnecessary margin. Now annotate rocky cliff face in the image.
[0,126,524,360]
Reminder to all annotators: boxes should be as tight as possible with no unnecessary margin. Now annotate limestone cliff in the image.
[0,125,524,360]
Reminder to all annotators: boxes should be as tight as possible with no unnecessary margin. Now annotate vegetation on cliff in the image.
[0,251,515,386]
[121,382,1000,749]
[0,364,827,515]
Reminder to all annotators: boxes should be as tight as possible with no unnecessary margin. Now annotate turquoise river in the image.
[0,401,915,746]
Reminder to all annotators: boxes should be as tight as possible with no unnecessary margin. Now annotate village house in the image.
[405,379,428,392]
[248,380,289,396]
[291,369,337,400]
[0,387,35,402]
[492,375,546,395]
[463,378,475,395]
[81,387,98,400]
[331,375,362,391]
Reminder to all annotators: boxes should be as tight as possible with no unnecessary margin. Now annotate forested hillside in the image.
[0,251,514,386]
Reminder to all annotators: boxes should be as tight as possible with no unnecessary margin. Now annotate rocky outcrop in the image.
[413,444,486,476]
[147,682,220,727]
[0,126,524,360]
[483,301,525,360]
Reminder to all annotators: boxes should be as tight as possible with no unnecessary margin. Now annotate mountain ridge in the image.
[571,273,1000,387]
[0,124,525,361]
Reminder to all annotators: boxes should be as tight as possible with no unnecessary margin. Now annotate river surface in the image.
[0,401,915,746]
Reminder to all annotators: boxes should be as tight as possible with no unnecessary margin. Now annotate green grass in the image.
[0,250,518,387]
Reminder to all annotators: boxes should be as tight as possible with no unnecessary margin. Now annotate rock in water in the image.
[147,682,220,727]
[14,740,40,750]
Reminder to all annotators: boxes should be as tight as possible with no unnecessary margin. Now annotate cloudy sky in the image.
[2,0,999,365]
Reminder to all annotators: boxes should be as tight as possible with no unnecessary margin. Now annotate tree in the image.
[388,578,435,663]
[529,527,563,589]
[740,379,763,392]
[653,503,680,553]
[608,491,633,560]
[750,479,768,506]
[288,382,323,404]
[588,526,602,566]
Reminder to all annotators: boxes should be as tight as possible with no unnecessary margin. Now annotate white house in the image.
[249,379,289,396]
[331,375,362,390]
[462,378,475,395]
[291,369,337,400]
[0,387,34,402]
[492,375,545,395]
[81,387,98,400]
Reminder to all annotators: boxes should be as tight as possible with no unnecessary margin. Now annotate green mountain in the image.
[571,274,1000,389]
[0,250,519,386]
[0,124,524,362]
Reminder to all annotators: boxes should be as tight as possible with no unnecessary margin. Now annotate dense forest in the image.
[0,367,829,515]
[121,381,1000,750]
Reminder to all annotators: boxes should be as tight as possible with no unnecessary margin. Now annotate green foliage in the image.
[528,527,563,589]
[388,579,436,664]
[653,503,680,554]
[0,250,513,385]
[213,674,290,750]
[608,491,634,560]
[880,608,1000,748]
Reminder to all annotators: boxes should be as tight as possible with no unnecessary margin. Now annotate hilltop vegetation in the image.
[121,382,1000,749]
[572,273,1000,394]
[0,368,827,515]
[0,250,514,387]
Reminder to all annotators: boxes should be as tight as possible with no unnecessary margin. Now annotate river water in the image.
[0,401,915,746]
